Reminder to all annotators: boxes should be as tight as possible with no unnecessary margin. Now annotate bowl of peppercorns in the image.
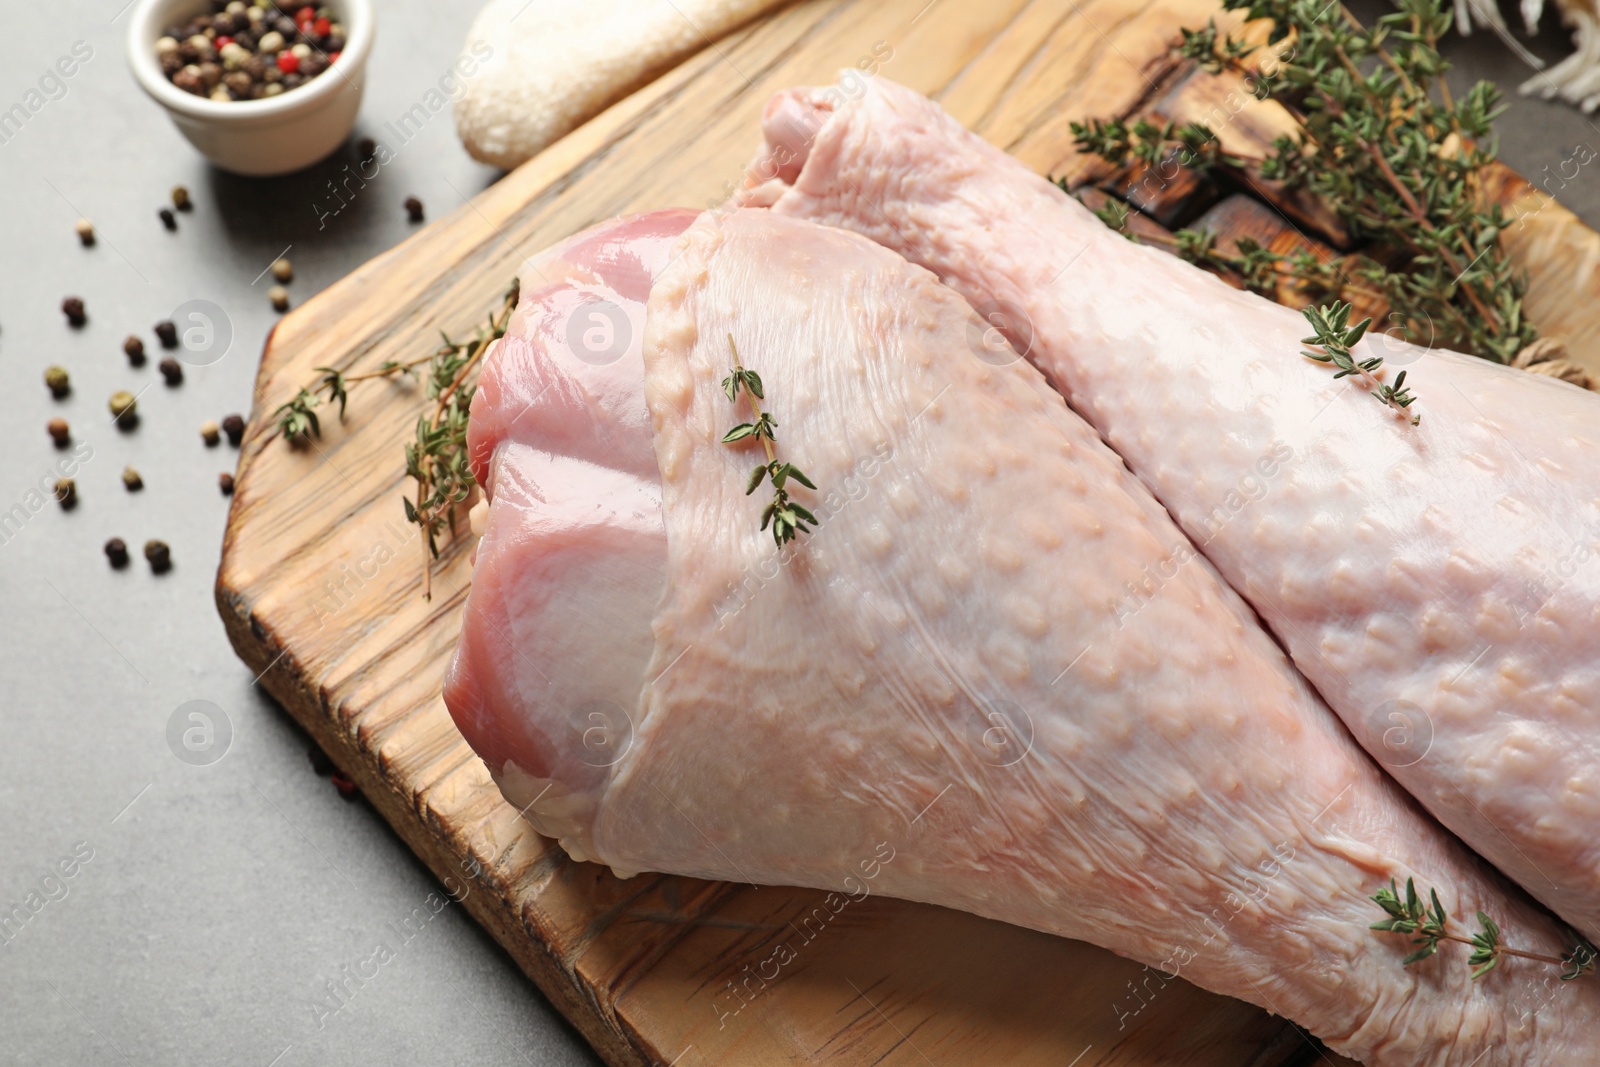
[127,0,374,176]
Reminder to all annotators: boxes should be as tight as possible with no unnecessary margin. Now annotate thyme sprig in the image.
[404,279,521,600]
[273,279,520,599]
[1300,301,1419,423]
[1371,878,1598,980]
[1069,0,1537,365]
[720,335,818,547]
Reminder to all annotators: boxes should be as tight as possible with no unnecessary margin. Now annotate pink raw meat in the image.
[445,205,1599,1063]
[752,74,1600,947]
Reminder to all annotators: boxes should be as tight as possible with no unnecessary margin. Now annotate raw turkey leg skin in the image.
[753,75,1600,944]
[449,204,1599,1063]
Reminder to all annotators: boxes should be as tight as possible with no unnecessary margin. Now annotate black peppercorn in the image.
[308,746,336,776]
[219,471,235,496]
[356,136,376,162]
[159,357,184,386]
[144,539,172,574]
[62,297,86,327]
[105,537,130,568]
[221,413,245,446]
[154,320,178,347]
[159,207,177,231]
[404,196,424,223]
[123,335,147,367]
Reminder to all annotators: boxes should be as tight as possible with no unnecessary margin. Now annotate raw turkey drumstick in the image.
[751,74,1600,946]
[445,206,1599,1064]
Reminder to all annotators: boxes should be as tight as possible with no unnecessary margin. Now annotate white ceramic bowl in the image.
[127,0,375,176]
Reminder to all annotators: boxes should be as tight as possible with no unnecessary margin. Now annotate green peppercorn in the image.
[172,185,192,211]
[109,390,138,420]
[44,365,70,398]
[144,539,172,574]
[122,466,144,491]
[105,537,130,568]
[54,478,77,509]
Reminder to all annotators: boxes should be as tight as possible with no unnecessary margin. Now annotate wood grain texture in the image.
[218,1,1595,1063]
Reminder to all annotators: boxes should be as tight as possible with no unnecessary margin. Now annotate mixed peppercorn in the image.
[157,2,346,103]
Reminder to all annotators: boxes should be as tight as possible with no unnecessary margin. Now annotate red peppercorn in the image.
[276,51,299,74]
[327,51,340,64]
[295,6,315,23]
[215,35,232,47]
[313,16,330,36]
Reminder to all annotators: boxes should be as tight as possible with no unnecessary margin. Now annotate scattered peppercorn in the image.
[308,745,336,776]
[109,390,138,421]
[219,471,235,495]
[75,218,95,246]
[404,196,424,223]
[54,478,77,509]
[271,257,293,283]
[105,537,130,569]
[123,335,147,367]
[330,772,360,800]
[62,297,86,327]
[222,413,245,446]
[159,207,177,231]
[172,185,192,211]
[47,418,70,446]
[144,539,172,574]
[268,284,290,312]
[200,419,220,446]
[45,365,71,398]
[159,358,184,386]
[356,136,376,162]
[122,466,144,492]
[154,320,178,347]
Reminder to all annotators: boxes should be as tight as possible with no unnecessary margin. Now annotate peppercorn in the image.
[271,257,293,283]
[404,196,424,223]
[200,418,220,446]
[123,335,147,367]
[154,320,178,348]
[159,358,184,386]
[222,413,245,447]
[54,478,77,509]
[75,218,95,246]
[109,390,138,421]
[356,136,375,162]
[47,418,70,446]
[62,296,86,327]
[159,207,177,231]
[144,539,172,574]
[219,471,235,495]
[330,772,360,800]
[105,537,130,569]
[308,745,335,776]
[268,284,289,312]
[45,365,70,398]
[172,185,192,211]
[122,466,144,492]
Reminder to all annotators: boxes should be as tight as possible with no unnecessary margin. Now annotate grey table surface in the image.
[1,3,1597,1066]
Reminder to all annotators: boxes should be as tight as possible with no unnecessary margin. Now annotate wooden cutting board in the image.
[216,1,1600,1064]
